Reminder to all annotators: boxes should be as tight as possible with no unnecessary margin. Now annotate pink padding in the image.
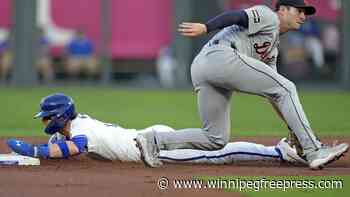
[109,0,172,58]
[0,0,12,27]
[51,0,172,58]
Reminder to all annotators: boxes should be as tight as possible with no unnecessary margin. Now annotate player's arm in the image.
[6,135,87,159]
[48,135,87,158]
[178,10,248,37]
[48,141,80,158]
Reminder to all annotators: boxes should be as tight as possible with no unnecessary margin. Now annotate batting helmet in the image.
[34,93,76,134]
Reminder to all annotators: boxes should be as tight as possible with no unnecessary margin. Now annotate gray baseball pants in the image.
[156,44,322,154]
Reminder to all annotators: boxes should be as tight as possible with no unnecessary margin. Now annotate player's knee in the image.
[284,80,297,92]
[275,80,297,97]
[285,81,297,94]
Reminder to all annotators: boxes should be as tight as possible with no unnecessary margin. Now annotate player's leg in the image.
[159,141,281,164]
[224,52,349,169]
[135,47,237,167]
[224,52,322,154]
[153,47,239,152]
[156,84,233,150]
[168,46,322,159]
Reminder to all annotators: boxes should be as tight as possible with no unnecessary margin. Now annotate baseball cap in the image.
[276,0,316,15]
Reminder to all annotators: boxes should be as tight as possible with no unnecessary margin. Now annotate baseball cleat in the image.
[276,138,307,165]
[134,132,162,168]
[307,142,349,170]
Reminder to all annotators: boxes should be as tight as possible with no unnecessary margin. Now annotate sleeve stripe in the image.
[252,10,261,23]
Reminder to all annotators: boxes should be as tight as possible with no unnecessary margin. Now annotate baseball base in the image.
[0,152,40,166]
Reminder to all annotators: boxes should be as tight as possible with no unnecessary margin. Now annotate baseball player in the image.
[134,0,349,169]
[6,93,306,165]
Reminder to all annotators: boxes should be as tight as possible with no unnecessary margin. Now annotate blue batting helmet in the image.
[35,93,76,134]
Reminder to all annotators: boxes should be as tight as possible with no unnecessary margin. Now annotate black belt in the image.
[210,39,237,50]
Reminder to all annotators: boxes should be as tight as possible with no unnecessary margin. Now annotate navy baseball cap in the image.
[276,0,316,15]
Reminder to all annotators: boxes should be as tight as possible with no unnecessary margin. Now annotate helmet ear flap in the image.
[66,104,76,120]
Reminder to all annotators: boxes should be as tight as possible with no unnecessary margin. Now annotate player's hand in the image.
[7,139,36,157]
[178,22,207,37]
[6,139,49,158]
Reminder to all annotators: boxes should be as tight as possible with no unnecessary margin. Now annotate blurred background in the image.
[0,0,349,137]
[0,0,349,89]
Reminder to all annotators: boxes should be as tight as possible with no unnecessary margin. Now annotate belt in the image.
[209,39,237,50]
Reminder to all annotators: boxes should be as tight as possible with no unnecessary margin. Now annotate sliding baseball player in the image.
[6,93,306,165]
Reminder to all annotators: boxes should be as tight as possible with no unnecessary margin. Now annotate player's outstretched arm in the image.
[7,135,87,159]
[179,10,249,37]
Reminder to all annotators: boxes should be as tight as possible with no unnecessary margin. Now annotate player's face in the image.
[285,7,306,30]
[41,117,71,136]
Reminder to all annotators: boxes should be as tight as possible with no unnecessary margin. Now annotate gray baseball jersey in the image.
[155,5,322,154]
[208,5,279,70]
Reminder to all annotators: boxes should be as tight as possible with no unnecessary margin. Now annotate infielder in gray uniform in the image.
[135,0,349,169]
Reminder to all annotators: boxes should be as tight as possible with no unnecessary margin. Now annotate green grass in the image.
[200,176,349,196]
[0,87,349,137]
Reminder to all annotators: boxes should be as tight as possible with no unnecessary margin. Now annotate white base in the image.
[0,152,40,166]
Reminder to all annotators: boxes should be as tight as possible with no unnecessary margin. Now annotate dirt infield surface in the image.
[0,137,349,197]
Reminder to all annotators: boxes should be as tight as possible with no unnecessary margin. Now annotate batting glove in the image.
[7,139,50,159]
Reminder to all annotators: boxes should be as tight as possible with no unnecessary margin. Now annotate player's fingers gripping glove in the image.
[6,139,49,159]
